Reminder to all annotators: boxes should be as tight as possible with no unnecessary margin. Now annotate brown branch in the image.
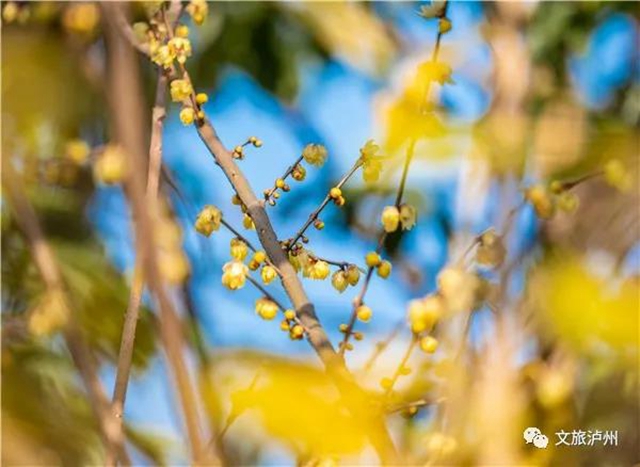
[2,161,130,466]
[101,4,212,464]
[111,70,167,433]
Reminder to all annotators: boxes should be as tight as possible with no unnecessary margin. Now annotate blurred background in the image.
[1,1,638,466]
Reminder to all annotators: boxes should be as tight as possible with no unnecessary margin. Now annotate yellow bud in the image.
[331,270,348,293]
[339,323,349,332]
[292,164,306,181]
[380,377,392,390]
[329,187,342,199]
[438,17,452,34]
[291,324,304,338]
[276,178,285,189]
[345,265,360,286]
[377,260,392,279]
[284,309,296,321]
[365,252,381,268]
[65,139,91,164]
[557,192,579,213]
[381,206,400,232]
[253,251,267,264]
[356,305,372,323]
[525,185,555,219]
[408,295,443,334]
[280,320,290,331]
[195,92,208,105]
[243,214,255,230]
[94,145,127,184]
[420,336,439,353]
[399,204,417,230]
[476,229,506,268]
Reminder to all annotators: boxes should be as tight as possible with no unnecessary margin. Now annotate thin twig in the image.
[383,335,419,398]
[263,155,304,205]
[361,321,404,375]
[288,159,363,248]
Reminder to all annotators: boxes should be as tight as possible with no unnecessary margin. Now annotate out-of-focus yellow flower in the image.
[408,295,443,334]
[604,159,633,192]
[365,251,381,268]
[360,139,384,183]
[438,17,452,34]
[156,217,183,250]
[524,185,555,219]
[186,0,208,25]
[556,191,579,213]
[28,289,70,337]
[261,265,277,285]
[159,250,190,284]
[437,266,480,313]
[255,297,278,321]
[399,204,417,230]
[170,79,193,102]
[420,335,439,353]
[65,139,90,164]
[331,270,348,293]
[381,206,400,232]
[308,260,330,280]
[196,92,208,105]
[94,145,127,184]
[284,309,296,321]
[302,143,327,167]
[2,2,19,23]
[175,24,189,38]
[62,3,99,35]
[536,369,573,408]
[418,60,454,86]
[195,205,222,237]
[222,261,248,290]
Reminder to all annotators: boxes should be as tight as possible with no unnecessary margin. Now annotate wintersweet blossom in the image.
[221,261,248,290]
[194,205,222,237]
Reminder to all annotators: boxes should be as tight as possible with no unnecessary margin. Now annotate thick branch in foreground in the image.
[101,4,212,464]
[195,120,399,464]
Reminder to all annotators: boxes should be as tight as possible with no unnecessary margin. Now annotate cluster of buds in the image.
[381,203,417,233]
[524,182,579,220]
[365,251,392,279]
[330,265,361,293]
[329,186,346,207]
[263,145,321,207]
[280,309,304,340]
[233,136,263,160]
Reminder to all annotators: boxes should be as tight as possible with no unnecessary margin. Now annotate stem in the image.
[383,336,419,398]
[361,321,403,374]
[112,69,167,431]
[288,160,363,248]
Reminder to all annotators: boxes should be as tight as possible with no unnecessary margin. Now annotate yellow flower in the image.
[360,139,380,160]
[604,159,632,192]
[365,252,381,268]
[243,213,255,230]
[345,265,360,286]
[195,205,222,237]
[284,309,296,321]
[62,3,100,35]
[381,206,400,232]
[399,204,417,230]
[261,265,277,285]
[331,270,348,293]
[418,60,454,86]
[94,145,127,184]
[186,0,208,25]
[356,305,372,323]
[168,37,192,64]
[230,238,249,261]
[419,336,438,353]
[221,261,248,290]
[175,24,189,38]
[255,297,278,321]
[329,187,342,199]
[2,2,19,23]
[180,107,195,126]
[308,260,330,280]
[377,260,392,279]
[408,295,443,334]
[360,140,383,183]
[170,79,193,102]
[302,143,328,167]
[151,44,176,68]
[65,139,91,164]
[253,251,267,264]
[159,250,190,285]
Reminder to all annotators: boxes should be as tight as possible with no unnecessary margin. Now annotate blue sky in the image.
[89,3,638,463]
